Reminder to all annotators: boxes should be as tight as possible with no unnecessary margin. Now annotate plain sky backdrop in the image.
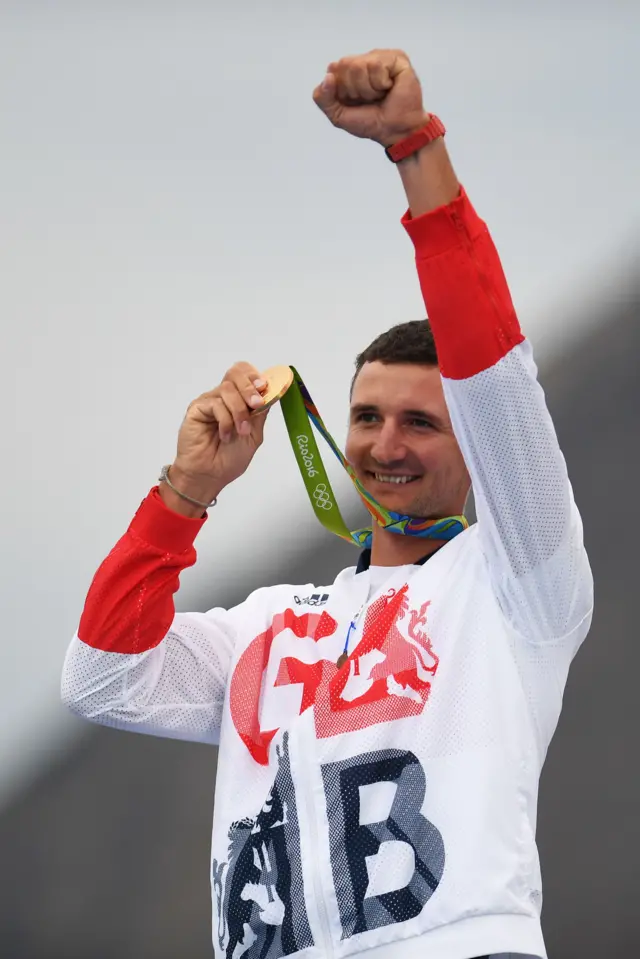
[1,0,639,807]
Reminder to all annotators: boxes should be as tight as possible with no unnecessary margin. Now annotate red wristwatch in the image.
[384,115,446,163]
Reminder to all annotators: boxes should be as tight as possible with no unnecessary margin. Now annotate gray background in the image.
[1,2,638,957]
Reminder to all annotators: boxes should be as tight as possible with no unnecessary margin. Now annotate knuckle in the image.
[230,361,261,387]
[220,383,247,416]
[224,378,243,394]
[233,359,257,374]
[224,362,246,383]
[214,403,232,426]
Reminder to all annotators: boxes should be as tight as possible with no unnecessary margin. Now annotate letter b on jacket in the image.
[322,749,445,939]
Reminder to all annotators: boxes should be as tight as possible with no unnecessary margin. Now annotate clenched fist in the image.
[313,49,429,146]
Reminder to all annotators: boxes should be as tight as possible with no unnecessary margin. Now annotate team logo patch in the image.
[229,586,439,765]
[293,592,329,607]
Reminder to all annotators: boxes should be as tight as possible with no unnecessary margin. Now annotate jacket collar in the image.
[356,547,439,574]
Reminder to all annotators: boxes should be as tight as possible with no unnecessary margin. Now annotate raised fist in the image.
[312,49,429,146]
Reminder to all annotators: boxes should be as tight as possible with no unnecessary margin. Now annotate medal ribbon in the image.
[279,367,468,549]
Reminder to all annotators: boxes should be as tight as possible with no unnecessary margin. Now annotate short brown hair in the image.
[351,319,438,395]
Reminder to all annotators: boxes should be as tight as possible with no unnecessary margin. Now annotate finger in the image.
[332,60,372,104]
[367,59,393,94]
[312,72,342,122]
[225,364,268,411]
[206,396,234,442]
[379,48,411,80]
[230,360,268,390]
[219,381,254,437]
[227,360,268,393]
[344,62,381,103]
[249,405,270,445]
[337,61,361,104]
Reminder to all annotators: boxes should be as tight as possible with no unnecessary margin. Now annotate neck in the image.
[369,525,445,567]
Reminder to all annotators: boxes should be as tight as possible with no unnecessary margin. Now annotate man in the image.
[62,49,593,959]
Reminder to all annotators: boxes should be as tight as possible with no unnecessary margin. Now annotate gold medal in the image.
[251,365,294,414]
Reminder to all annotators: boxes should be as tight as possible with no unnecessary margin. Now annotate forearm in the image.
[402,188,523,378]
[63,489,234,743]
[403,191,592,640]
[395,135,460,217]
[77,489,204,654]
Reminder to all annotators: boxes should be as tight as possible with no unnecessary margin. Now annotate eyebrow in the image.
[350,403,444,427]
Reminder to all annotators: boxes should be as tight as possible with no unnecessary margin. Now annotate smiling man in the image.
[347,322,471,566]
[62,49,593,959]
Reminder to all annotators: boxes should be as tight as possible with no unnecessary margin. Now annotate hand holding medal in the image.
[162,360,466,543]
[160,361,272,517]
[249,366,294,413]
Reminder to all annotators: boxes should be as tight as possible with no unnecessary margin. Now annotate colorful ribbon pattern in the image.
[279,367,468,549]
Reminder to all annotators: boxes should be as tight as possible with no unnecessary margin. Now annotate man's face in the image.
[345,361,471,518]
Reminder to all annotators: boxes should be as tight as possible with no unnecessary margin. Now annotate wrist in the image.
[159,463,224,518]
[383,115,447,167]
[158,484,208,519]
[380,112,432,148]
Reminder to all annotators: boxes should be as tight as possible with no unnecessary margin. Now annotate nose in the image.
[370,421,407,466]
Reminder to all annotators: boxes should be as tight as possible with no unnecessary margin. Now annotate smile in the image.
[371,473,420,485]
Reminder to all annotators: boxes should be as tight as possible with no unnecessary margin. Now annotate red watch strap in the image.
[384,115,446,163]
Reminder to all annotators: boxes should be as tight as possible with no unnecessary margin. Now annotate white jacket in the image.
[62,188,593,959]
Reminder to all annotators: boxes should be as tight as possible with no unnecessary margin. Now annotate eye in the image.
[355,411,379,423]
[408,417,432,429]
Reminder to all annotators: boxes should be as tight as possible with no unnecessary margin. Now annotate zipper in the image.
[291,572,392,956]
[295,577,374,956]
[297,725,336,958]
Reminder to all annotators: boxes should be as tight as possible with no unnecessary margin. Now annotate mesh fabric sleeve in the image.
[402,188,594,645]
[62,488,242,744]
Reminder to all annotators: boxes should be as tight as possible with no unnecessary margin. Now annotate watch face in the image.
[251,365,294,414]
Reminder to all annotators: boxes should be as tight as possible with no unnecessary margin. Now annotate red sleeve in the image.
[401,187,593,646]
[401,186,524,380]
[78,488,207,654]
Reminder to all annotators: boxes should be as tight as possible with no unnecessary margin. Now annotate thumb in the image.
[312,72,341,119]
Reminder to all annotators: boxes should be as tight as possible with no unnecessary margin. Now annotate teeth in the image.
[374,474,415,484]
